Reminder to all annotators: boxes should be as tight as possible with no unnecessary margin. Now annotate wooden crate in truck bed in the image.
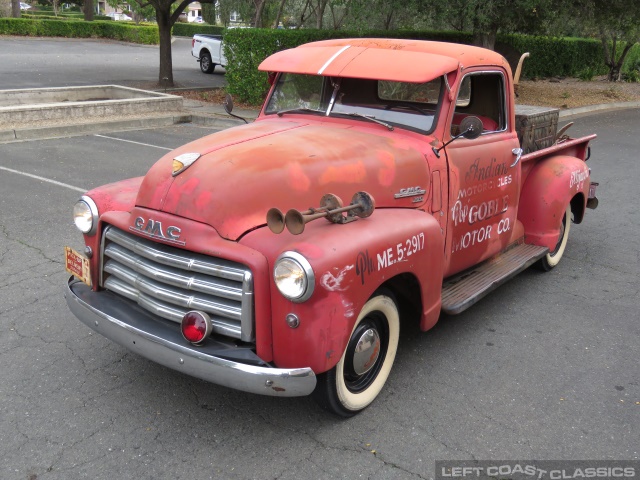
[515,105,559,154]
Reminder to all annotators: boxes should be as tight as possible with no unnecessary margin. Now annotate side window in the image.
[451,73,506,136]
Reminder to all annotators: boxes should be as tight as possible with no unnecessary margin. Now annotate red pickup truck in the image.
[65,39,598,417]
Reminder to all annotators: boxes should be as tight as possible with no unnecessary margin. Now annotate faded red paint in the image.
[135,121,430,240]
[75,39,597,380]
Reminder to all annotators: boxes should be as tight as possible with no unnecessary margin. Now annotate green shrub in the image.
[577,66,596,81]
[622,46,640,75]
[622,58,640,82]
[224,28,640,104]
[26,11,85,17]
[223,28,474,104]
[22,14,112,21]
[172,23,224,37]
[0,18,158,44]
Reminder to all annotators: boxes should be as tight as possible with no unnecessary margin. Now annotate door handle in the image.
[511,147,523,167]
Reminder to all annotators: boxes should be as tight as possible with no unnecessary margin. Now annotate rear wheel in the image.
[538,205,572,271]
[313,293,400,417]
[200,52,215,74]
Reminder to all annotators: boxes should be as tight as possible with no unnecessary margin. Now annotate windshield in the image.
[264,73,443,134]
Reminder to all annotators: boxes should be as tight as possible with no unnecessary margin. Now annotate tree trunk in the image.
[327,0,350,29]
[84,0,95,21]
[609,42,634,81]
[273,0,287,28]
[157,9,174,87]
[383,10,393,30]
[253,0,266,28]
[315,0,328,29]
[473,31,497,51]
[11,0,20,18]
[472,3,497,51]
[602,33,636,82]
[202,3,215,25]
[297,0,310,28]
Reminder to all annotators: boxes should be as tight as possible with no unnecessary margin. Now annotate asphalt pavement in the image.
[0,33,639,479]
[0,108,638,479]
[0,36,226,90]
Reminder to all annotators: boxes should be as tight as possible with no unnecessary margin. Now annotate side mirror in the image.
[459,116,483,140]
[223,93,234,115]
[432,115,484,158]
[222,93,249,124]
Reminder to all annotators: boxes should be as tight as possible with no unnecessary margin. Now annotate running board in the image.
[441,244,549,315]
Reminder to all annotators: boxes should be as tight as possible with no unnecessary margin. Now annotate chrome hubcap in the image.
[352,328,381,375]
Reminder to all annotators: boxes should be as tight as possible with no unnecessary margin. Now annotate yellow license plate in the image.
[64,246,91,286]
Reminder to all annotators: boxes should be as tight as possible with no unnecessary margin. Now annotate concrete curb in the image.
[0,114,192,143]
[559,101,640,119]
[0,85,183,125]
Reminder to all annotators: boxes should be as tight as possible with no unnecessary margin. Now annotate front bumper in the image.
[65,277,316,397]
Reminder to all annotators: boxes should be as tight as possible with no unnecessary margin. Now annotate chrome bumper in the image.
[65,277,316,397]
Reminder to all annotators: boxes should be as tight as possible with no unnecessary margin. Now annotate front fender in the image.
[240,209,444,374]
[80,177,144,288]
[518,155,590,250]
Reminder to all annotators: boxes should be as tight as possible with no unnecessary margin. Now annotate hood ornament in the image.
[172,152,201,177]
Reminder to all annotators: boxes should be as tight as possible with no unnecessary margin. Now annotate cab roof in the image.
[258,38,511,83]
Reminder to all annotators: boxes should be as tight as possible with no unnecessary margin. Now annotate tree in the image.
[107,0,152,22]
[201,2,215,23]
[582,0,640,81]
[124,0,215,86]
[327,0,422,30]
[272,0,287,27]
[425,0,556,50]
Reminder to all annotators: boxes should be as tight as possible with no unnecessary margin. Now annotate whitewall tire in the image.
[313,293,400,417]
[539,205,572,271]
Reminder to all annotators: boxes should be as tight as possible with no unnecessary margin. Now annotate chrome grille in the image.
[100,226,254,341]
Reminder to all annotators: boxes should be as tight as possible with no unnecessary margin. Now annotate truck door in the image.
[443,71,521,277]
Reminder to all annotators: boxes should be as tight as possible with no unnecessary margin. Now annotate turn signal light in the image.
[181,311,212,345]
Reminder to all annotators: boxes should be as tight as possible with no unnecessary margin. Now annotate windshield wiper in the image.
[344,112,394,131]
[276,107,321,117]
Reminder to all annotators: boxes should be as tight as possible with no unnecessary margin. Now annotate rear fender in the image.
[240,209,444,374]
[518,155,590,250]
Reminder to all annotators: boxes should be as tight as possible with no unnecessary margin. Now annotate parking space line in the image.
[94,134,174,151]
[0,166,85,193]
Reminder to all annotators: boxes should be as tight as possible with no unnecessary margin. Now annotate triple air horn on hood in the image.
[267,192,375,235]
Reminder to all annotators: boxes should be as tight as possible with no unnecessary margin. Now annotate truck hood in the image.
[136,119,430,240]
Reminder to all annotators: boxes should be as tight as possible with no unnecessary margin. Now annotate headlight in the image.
[73,196,98,235]
[274,251,315,302]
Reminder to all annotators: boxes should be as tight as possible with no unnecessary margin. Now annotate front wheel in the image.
[313,293,400,417]
[538,205,572,271]
[200,52,215,74]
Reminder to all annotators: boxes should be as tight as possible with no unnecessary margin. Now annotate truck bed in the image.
[521,134,596,163]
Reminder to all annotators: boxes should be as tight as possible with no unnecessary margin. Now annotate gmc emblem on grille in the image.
[130,217,185,245]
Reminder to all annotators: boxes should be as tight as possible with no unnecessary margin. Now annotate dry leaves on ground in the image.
[517,77,640,109]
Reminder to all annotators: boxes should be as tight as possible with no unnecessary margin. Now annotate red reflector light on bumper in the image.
[181,311,212,345]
